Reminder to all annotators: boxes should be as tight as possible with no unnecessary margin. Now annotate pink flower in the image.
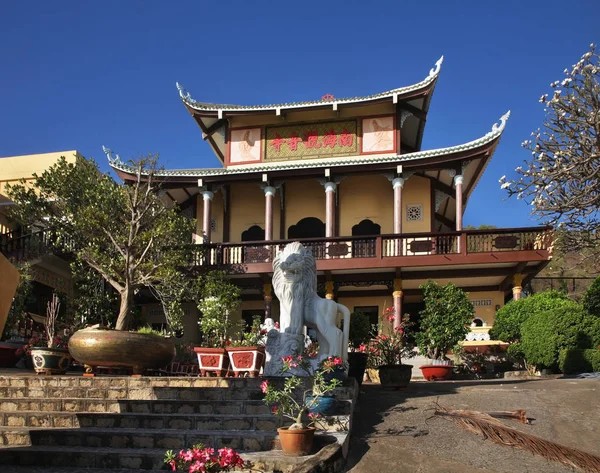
[260,380,269,394]
[271,405,278,414]
[275,322,280,329]
[358,344,367,353]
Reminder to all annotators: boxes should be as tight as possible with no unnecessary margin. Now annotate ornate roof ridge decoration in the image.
[102,146,125,167]
[108,110,510,178]
[175,56,444,113]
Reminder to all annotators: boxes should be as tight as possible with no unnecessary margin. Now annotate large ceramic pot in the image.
[30,347,72,375]
[194,347,230,377]
[347,352,368,387]
[277,426,316,456]
[305,394,338,416]
[378,364,413,388]
[226,346,265,378]
[420,364,453,381]
[68,328,175,375]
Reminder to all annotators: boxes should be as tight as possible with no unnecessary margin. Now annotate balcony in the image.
[189,226,553,273]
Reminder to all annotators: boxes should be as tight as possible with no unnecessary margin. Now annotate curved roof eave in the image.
[175,57,444,114]
[106,111,509,180]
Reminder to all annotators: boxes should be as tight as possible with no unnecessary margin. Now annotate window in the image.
[241,310,264,332]
[406,204,423,222]
[353,306,379,334]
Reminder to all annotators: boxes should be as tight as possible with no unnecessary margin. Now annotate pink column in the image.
[454,175,464,231]
[201,190,214,243]
[392,177,404,234]
[393,279,403,330]
[324,182,336,238]
[264,186,276,241]
[512,274,523,301]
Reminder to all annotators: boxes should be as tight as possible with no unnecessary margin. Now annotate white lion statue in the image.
[271,241,350,364]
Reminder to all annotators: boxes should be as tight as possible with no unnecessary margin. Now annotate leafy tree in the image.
[1,262,34,340]
[348,311,371,352]
[582,276,600,317]
[500,44,600,254]
[520,302,599,369]
[489,290,572,362]
[7,154,194,331]
[416,281,474,360]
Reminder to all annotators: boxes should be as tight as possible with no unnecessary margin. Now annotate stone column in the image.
[264,283,272,319]
[201,190,214,243]
[324,182,337,238]
[393,279,403,330]
[512,273,523,301]
[325,281,335,300]
[392,177,405,234]
[264,186,276,241]
[453,175,464,231]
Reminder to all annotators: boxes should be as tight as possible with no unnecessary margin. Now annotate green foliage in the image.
[197,271,241,348]
[520,302,597,369]
[583,276,600,317]
[136,326,166,336]
[416,281,474,360]
[348,311,371,351]
[2,262,34,340]
[559,349,600,374]
[7,154,195,331]
[489,291,572,361]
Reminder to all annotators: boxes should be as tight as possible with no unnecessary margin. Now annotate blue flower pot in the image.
[306,394,338,416]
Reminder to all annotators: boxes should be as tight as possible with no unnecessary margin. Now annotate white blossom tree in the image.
[500,44,600,253]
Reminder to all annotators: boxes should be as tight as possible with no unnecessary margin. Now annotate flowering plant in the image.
[231,316,267,347]
[164,444,250,472]
[318,356,347,373]
[175,342,198,363]
[367,307,414,367]
[261,377,337,430]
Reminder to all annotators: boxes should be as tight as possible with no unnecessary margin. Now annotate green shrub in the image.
[417,281,474,360]
[349,311,371,351]
[489,291,572,361]
[520,302,595,369]
[559,349,600,374]
[583,276,600,317]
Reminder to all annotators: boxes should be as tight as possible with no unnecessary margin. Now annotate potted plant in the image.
[226,315,267,378]
[347,311,371,386]
[261,373,341,456]
[368,307,415,388]
[30,293,73,375]
[195,271,241,377]
[416,281,474,381]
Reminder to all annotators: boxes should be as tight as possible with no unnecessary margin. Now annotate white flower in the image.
[499,175,506,183]
[539,94,548,103]
[561,78,572,86]
[501,182,511,189]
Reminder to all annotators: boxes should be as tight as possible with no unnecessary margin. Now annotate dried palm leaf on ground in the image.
[434,406,600,473]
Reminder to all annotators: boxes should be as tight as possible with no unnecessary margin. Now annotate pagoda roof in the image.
[176,56,443,115]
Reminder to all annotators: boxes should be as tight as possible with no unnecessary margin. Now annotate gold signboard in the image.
[265,120,357,161]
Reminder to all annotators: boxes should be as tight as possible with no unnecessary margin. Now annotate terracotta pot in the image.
[194,347,230,377]
[30,347,72,375]
[420,364,453,381]
[277,426,316,456]
[225,346,265,377]
[68,328,175,375]
[378,364,413,388]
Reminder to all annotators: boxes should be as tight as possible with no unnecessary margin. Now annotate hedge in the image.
[559,349,600,374]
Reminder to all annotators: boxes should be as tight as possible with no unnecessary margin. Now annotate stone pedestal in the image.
[264,331,316,377]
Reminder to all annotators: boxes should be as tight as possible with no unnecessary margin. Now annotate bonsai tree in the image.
[348,311,371,352]
[7,153,194,331]
[197,271,241,347]
[416,281,474,360]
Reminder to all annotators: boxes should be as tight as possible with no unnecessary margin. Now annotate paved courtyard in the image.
[347,378,600,473]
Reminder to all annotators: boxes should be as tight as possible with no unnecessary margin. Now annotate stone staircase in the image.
[0,374,355,472]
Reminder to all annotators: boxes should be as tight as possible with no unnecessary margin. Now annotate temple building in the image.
[108,57,551,344]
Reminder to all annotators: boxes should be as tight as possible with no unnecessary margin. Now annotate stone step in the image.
[0,445,312,471]
[0,411,280,430]
[0,397,271,414]
[0,427,279,451]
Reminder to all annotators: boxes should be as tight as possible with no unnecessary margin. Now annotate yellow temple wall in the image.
[0,253,20,337]
[467,291,505,326]
[339,175,394,236]
[285,179,326,237]
[402,175,431,233]
[227,183,281,242]
[337,295,393,318]
[195,190,225,243]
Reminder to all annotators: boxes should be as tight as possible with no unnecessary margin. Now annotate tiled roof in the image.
[105,111,510,179]
[176,57,444,113]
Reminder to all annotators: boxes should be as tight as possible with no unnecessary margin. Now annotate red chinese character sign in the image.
[265,120,357,161]
[229,127,262,164]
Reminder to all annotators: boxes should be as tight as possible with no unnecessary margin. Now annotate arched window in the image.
[351,219,380,257]
[241,225,265,242]
[288,217,325,239]
[351,219,381,236]
[471,318,484,327]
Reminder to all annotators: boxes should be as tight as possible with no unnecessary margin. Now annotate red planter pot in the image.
[420,364,453,381]
[226,346,265,378]
[193,347,230,377]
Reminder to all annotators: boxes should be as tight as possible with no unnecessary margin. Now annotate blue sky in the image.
[1,1,598,229]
